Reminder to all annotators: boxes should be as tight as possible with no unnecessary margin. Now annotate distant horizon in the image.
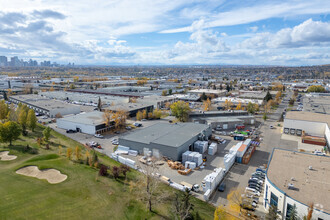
[1,0,330,66]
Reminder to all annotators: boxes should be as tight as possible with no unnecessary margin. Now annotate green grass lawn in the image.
[0,125,215,219]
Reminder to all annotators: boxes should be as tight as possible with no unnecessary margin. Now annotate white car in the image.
[314,151,325,156]
[94,134,104,138]
[112,139,119,145]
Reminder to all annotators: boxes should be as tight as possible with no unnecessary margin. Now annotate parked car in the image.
[42,116,48,119]
[112,139,119,145]
[66,129,76,133]
[256,168,266,173]
[314,150,326,156]
[218,183,226,192]
[141,119,147,121]
[94,134,104,138]
[125,126,132,130]
[134,122,142,127]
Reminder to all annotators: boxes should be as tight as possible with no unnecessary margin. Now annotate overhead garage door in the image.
[223,124,228,129]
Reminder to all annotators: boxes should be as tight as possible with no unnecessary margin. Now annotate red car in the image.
[236,125,245,130]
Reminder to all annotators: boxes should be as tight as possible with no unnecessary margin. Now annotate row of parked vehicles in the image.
[242,167,266,211]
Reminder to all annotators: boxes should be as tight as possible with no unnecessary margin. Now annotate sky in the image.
[0,0,330,66]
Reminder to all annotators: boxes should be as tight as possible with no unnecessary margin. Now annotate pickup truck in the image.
[180,181,200,192]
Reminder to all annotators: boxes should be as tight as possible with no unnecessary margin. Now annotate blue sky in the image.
[0,0,329,65]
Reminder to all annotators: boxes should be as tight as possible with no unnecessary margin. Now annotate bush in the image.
[99,164,108,176]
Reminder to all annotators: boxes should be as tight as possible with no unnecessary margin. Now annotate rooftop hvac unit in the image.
[288,183,295,190]
[309,166,313,170]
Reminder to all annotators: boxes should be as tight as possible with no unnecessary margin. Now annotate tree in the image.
[226,83,231,92]
[263,113,268,121]
[162,90,167,96]
[265,205,279,220]
[69,84,75,89]
[66,148,72,160]
[223,99,232,110]
[203,98,212,111]
[111,166,120,179]
[27,109,37,131]
[303,203,314,220]
[112,110,127,129]
[171,189,194,220]
[168,88,172,95]
[0,121,21,146]
[200,92,207,101]
[0,100,9,120]
[43,126,51,142]
[119,164,130,178]
[99,164,108,176]
[103,110,113,127]
[287,204,298,220]
[97,97,102,111]
[74,146,82,160]
[247,102,256,114]
[152,109,162,119]
[18,105,28,135]
[227,187,244,214]
[136,110,143,121]
[264,91,273,102]
[55,112,62,118]
[3,91,8,101]
[214,205,227,220]
[142,109,148,119]
[170,101,191,122]
[236,101,242,110]
[307,85,325,93]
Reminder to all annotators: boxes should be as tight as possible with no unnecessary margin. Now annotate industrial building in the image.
[303,93,330,114]
[283,111,330,148]
[104,103,154,117]
[40,91,129,107]
[57,111,112,134]
[118,122,212,161]
[188,89,227,97]
[193,115,255,130]
[263,149,330,220]
[9,94,81,117]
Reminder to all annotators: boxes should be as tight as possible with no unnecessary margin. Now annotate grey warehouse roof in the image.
[58,111,105,126]
[121,122,209,147]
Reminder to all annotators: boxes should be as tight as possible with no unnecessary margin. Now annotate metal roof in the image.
[120,122,209,148]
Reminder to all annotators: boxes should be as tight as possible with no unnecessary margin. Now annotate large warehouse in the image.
[283,111,330,147]
[57,111,113,134]
[9,94,80,117]
[263,149,330,220]
[119,122,212,161]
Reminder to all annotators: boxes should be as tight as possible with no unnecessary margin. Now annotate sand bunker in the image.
[0,151,17,161]
[16,166,67,184]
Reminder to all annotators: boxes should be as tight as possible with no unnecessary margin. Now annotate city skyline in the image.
[0,0,330,66]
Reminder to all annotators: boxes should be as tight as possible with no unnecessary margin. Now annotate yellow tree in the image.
[236,101,242,110]
[74,146,81,161]
[142,109,147,119]
[136,111,143,121]
[66,148,72,160]
[223,99,232,110]
[214,205,227,220]
[103,110,113,127]
[203,98,212,111]
[227,188,244,214]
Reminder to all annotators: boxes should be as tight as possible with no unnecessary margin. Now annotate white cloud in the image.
[249,26,258,32]
[161,0,330,33]
[240,19,330,49]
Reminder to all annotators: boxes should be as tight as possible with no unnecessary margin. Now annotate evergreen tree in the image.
[97,97,102,111]
[287,204,298,220]
[264,91,273,102]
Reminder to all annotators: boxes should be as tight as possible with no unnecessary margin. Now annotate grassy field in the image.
[0,125,215,220]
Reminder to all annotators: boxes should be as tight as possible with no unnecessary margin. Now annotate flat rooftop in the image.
[267,149,330,213]
[104,102,153,112]
[285,111,330,126]
[58,111,105,125]
[303,94,330,114]
[120,122,209,147]
[10,94,80,111]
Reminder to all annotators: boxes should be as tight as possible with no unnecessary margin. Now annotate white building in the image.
[57,111,112,134]
[264,149,330,219]
[283,111,330,148]
[9,94,81,118]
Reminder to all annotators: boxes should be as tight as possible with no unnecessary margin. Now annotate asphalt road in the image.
[209,91,297,217]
